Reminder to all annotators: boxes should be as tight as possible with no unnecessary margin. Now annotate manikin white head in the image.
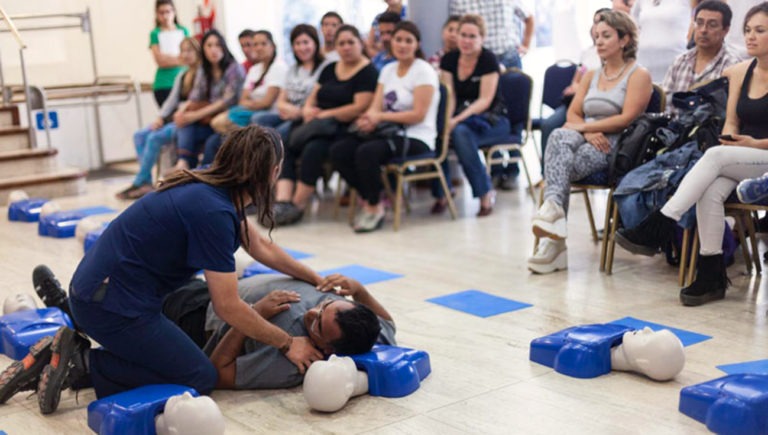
[615,327,685,381]
[303,354,368,412]
[155,392,225,435]
[3,293,38,315]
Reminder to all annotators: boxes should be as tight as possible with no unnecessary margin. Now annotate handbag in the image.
[350,122,410,159]
[227,105,255,127]
[288,117,339,149]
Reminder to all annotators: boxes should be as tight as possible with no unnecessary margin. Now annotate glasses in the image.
[310,300,334,338]
[694,20,722,30]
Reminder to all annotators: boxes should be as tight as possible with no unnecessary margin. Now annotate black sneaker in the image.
[32,265,68,310]
[615,210,676,256]
[38,327,90,414]
[274,203,304,226]
[0,336,53,404]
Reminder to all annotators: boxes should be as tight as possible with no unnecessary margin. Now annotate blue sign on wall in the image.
[35,111,58,130]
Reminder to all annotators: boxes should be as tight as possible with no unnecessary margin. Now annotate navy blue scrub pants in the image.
[70,296,217,398]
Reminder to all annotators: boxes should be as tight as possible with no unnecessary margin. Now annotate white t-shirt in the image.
[378,59,439,150]
[631,0,692,83]
[284,60,330,107]
[243,59,288,111]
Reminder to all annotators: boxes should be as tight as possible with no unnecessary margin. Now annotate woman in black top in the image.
[274,25,378,225]
[439,14,511,217]
[616,3,768,306]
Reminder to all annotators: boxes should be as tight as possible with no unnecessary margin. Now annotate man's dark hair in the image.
[444,15,461,28]
[377,11,402,26]
[695,0,732,29]
[238,29,255,39]
[321,11,344,25]
[330,303,381,355]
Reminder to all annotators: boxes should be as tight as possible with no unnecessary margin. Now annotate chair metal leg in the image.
[519,151,536,203]
[436,165,457,220]
[581,190,599,243]
[333,176,344,219]
[733,211,752,274]
[687,231,699,285]
[604,196,619,274]
[678,228,691,287]
[533,187,545,253]
[347,189,357,225]
[744,211,762,274]
[392,173,404,231]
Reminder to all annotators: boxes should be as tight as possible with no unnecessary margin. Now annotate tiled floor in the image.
[0,170,765,434]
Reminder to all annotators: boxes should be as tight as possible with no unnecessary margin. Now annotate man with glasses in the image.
[661,0,739,113]
[196,274,394,389]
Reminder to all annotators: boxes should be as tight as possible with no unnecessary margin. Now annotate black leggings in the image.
[280,136,335,186]
[331,135,430,205]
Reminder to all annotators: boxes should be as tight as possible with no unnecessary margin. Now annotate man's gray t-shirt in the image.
[202,275,396,390]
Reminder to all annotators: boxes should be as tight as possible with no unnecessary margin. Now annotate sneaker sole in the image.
[528,250,568,274]
[38,327,77,414]
[737,186,768,204]
[679,289,726,306]
[532,220,567,240]
[614,231,660,257]
[0,336,53,404]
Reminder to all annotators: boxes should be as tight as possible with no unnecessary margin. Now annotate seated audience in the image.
[529,10,652,274]
[320,11,343,61]
[366,0,407,58]
[331,21,439,233]
[117,37,200,200]
[616,3,768,307]
[171,30,244,171]
[438,14,509,216]
[428,15,460,71]
[237,29,257,73]
[661,0,739,113]
[274,25,378,226]
[371,12,401,71]
[631,0,694,83]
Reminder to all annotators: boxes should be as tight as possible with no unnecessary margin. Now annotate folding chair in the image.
[482,68,536,201]
[530,61,577,159]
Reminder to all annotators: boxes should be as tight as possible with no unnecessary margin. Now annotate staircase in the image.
[0,105,86,205]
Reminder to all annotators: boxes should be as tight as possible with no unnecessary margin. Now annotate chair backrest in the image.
[498,68,533,138]
[434,80,451,163]
[541,60,577,111]
[646,84,665,113]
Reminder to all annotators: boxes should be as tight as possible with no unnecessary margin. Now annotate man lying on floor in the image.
[0,272,394,403]
[159,273,395,389]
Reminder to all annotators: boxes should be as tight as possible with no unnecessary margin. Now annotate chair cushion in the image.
[574,170,609,186]
[388,151,436,165]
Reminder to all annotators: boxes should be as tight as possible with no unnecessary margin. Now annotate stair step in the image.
[0,127,31,152]
[0,168,87,206]
[0,106,20,128]
[0,148,59,180]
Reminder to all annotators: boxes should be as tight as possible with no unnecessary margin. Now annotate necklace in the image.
[602,63,627,81]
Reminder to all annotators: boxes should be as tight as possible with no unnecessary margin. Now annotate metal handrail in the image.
[0,4,35,149]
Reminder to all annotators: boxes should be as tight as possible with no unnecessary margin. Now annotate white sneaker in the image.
[532,199,567,239]
[528,239,568,274]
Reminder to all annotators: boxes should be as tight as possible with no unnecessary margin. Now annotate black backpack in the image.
[608,113,672,184]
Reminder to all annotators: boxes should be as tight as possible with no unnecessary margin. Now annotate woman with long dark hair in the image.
[149,0,189,106]
[30,126,324,414]
[171,29,245,171]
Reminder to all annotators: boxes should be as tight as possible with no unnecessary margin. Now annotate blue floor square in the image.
[283,248,312,260]
[318,264,403,285]
[241,248,313,278]
[427,290,532,318]
[609,316,712,347]
[717,359,768,375]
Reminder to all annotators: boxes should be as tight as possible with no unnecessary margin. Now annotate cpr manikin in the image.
[303,355,368,412]
[610,327,685,381]
[155,392,225,435]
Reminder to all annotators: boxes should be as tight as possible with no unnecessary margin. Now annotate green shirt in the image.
[149,25,190,90]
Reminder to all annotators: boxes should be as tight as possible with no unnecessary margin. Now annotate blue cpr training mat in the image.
[0,307,73,360]
[84,223,110,252]
[530,323,635,378]
[7,198,48,222]
[427,289,532,317]
[38,206,115,238]
[679,374,768,435]
[349,345,430,398]
[87,384,198,435]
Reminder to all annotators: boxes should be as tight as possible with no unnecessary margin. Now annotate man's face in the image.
[239,36,256,63]
[303,299,354,354]
[693,10,728,50]
[379,22,396,51]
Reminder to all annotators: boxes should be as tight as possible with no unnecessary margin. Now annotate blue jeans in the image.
[133,123,175,186]
[176,123,214,168]
[497,49,522,70]
[70,296,216,399]
[202,133,222,166]
[251,112,293,142]
[449,116,512,198]
[540,104,568,174]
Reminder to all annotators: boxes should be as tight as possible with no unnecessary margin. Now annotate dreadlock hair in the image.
[158,125,284,245]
